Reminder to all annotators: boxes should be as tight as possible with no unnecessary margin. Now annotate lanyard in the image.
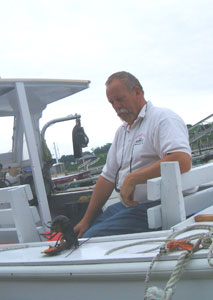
[115,104,147,191]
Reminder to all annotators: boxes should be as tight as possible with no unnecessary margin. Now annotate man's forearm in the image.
[81,175,115,225]
[130,152,191,185]
[120,152,191,205]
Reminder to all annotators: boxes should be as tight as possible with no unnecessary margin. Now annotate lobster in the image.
[42,215,79,256]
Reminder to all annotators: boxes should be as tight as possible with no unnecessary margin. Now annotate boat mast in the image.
[53,142,59,163]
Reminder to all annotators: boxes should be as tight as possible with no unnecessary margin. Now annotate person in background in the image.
[74,71,191,238]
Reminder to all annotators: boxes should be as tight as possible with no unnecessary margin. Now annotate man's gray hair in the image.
[105,71,144,94]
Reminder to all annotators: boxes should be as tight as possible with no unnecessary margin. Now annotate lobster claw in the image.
[42,215,79,256]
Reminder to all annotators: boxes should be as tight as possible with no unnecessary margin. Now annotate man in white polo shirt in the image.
[74,71,191,238]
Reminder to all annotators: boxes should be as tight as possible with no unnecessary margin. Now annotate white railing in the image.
[147,162,213,230]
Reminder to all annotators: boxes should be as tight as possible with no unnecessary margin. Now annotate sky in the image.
[0,0,212,157]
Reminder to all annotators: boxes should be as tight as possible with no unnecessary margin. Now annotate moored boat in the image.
[0,160,213,300]
[0,78,213,299]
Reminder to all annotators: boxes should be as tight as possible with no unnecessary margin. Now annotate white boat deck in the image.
[0,165,212,300]
[0,205,213,267]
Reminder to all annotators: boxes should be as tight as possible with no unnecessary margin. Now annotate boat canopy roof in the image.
[0,78,90,116]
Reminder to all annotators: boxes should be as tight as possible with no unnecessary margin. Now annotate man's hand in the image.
[120,152,191,206]
[74,220,90,238]
[120,173,139,206]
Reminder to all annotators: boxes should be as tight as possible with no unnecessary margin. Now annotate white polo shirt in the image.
[101,101,191,204]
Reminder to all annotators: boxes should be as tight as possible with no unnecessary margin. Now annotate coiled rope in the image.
[144,226,213,300]
[104,224,213,300]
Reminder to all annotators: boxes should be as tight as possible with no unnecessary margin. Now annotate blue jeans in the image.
[82,200,160,238]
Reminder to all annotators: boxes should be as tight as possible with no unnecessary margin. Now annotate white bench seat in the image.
[0,185,44,243]
[147,162,213,230]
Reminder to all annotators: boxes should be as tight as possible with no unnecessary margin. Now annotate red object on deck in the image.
[45,231,61,241]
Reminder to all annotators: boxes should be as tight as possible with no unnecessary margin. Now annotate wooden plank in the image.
[147,162,213,201]
[160,162,186,229]
[9,187,41,243]
[147,177,161,200]
[147,205,162,229]
[148,188,213,229]
[0,206,41,226]
[181,163,213,190]
[0,185,33,204]
[147,162,213,229]
[184,187,213,216]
